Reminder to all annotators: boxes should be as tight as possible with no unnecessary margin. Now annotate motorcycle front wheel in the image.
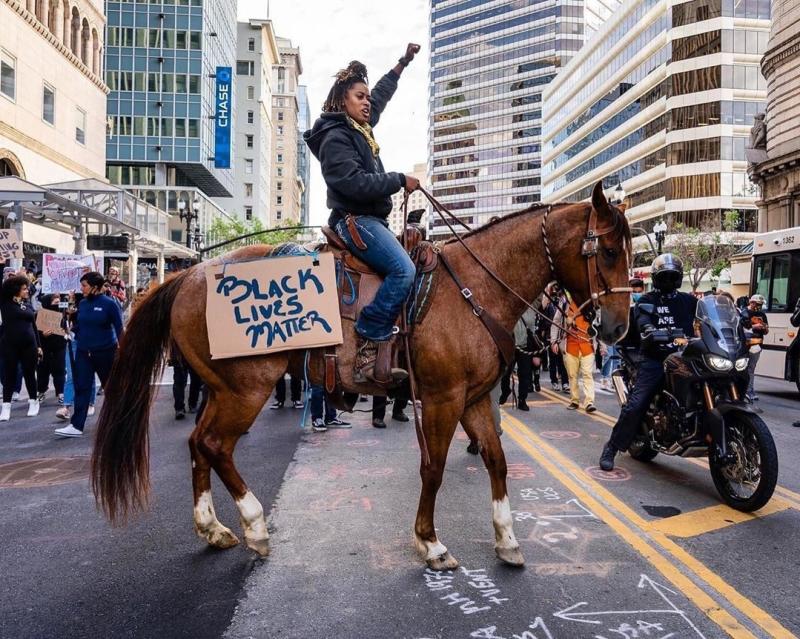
[709,412,778,512]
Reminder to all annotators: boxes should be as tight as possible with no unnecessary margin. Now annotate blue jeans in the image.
[609,357,664,451]
[601,345,620,378]
[309,385,336,422]
[335,216,416,341]
[64,342,96,406]
[72,346,116,432]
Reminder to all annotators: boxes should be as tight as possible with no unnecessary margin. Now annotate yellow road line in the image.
[537,387,800,514]
[643,499,792,538]
[503,411,796,638]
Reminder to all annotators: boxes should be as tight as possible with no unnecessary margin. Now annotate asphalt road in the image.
[1,373,798,639]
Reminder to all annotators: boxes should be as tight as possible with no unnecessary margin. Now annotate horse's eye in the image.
[603,248,618,259]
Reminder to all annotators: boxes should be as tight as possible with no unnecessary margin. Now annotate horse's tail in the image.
[91,270,190,524]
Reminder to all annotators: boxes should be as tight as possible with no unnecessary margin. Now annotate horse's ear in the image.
[591,181,607,212]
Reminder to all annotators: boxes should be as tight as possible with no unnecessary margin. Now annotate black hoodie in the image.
[303,69,405,227]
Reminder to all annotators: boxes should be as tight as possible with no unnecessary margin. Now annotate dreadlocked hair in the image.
[323,61,369,113]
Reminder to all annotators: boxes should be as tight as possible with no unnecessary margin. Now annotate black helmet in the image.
[651,253,683,293]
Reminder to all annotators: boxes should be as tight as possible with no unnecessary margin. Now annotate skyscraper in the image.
[271,37,303,226]
[226,18,280,226]
[105,0,238,246]
[428,0,609,238]
[541,0,769,244]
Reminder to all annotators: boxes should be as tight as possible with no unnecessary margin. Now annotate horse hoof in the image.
[245,536,270,557]
[200,526,240,549]
[427,551,459,571]
[496,545,525,567]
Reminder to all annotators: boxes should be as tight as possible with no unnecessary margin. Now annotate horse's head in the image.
[550,182,631,345]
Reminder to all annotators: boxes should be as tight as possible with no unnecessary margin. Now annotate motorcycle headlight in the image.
[735,357,749,371]
[706,355,733,371]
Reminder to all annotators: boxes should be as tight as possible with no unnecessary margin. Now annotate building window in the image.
[244,183,253,197]
[277,153,283,163]
[237,60,255,76]
[277,167,283,177]
[247,85,255,100]
[245,206,253,220]
[277,125,284,136]
[276,210,282,220]
[188,118,199,137]
[276,196,282,205]
[248,38,255,52]
[42,83,55,125]
[277,111,284,121]
[245,159,253,174]
[247,110,254,124]
[0,49,15,101]
[277,181,282,191]
[75,107,86,144]
[246,134,254,148]
[189,32,201,50]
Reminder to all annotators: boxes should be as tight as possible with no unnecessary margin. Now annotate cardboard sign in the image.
[204,252,343,359]
[41,254,97,293]
[0,229,24,260]
[35,308,66,336]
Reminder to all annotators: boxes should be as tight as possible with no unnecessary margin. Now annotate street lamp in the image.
[611,182,626,205]
[653,220,667,254]
[177,197,200,249]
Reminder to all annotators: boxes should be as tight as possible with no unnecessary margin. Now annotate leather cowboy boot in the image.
[354,337,408,386]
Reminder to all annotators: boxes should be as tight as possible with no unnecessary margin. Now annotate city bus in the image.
[751,225,800,391]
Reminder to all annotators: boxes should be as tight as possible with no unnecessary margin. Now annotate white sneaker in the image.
[27,399,40,417]
[55,407,71,421]
[11,392,19,402]
[54,424,83,438]
[88,404,95,416]
[0,402,10,421]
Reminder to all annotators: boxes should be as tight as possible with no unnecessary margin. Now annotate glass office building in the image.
[541,0,770,243]
[297,84,311,227]
[105,0,237,241]
[428,0,610,237]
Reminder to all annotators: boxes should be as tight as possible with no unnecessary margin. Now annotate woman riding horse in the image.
[303,44,421,386]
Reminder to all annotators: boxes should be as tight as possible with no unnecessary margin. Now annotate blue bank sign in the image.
[214,66,232,169]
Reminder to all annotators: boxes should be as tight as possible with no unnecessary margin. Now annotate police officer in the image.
[599,254,698,471]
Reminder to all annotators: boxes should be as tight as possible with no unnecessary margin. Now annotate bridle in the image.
[541,203,632,323]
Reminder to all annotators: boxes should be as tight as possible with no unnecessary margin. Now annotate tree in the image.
[203,217,303,258]
[666,210,741,292]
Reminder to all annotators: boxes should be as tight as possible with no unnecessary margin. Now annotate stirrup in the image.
[354,337,408,386]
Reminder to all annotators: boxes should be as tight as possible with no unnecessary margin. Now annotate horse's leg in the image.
[192,387,273,556]
[190,394,240,550]
[413,391,463,571]
[461,395,525,567]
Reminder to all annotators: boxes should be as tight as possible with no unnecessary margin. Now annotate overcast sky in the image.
[237,0,429,226]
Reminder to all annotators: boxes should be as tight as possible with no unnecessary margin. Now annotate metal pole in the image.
[11,202,23,270]
[629,226,658,259]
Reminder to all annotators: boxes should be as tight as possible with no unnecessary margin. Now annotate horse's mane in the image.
[447,200,631,252]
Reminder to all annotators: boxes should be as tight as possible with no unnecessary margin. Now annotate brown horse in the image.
[91,182,631,570]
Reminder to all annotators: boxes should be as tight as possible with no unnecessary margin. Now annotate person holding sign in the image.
[0,275,41,420]
[303,43,421,386]
[55,272,123,438]
[35,294,67,403]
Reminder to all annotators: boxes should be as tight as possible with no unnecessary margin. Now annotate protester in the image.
[0,275,41,420]
[599,343,620,393]
[271,374,304,409]
[169,341,203,420]
[741,294,769,401]
[35,293,67,403]
[552,295,596,412]
[500,308,537,411]
[546,285,570,394]
[55,272,123,438]
[106,266,127,308]
[309,385,351,432]
[371,394,410,428]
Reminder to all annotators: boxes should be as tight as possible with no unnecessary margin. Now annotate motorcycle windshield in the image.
[695,295,741,358]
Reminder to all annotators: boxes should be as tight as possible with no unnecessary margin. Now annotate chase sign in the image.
[214,66,232,169]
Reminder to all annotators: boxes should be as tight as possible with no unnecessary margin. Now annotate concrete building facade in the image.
[541,0,770,246]
[270,37,302,227]
[749,0,800,233]
[427,0,619,239]
[0,0,107,253]
[226,18,279,226]
[388,163,427,235]
[104,0,237,247]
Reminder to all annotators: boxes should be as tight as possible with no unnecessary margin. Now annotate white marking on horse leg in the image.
[492,496,519,550]
[193,490,238,548]
[236,491,269,553]
[414,532,448,561]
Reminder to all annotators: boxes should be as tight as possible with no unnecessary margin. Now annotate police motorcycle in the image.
[612,295,778,512]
